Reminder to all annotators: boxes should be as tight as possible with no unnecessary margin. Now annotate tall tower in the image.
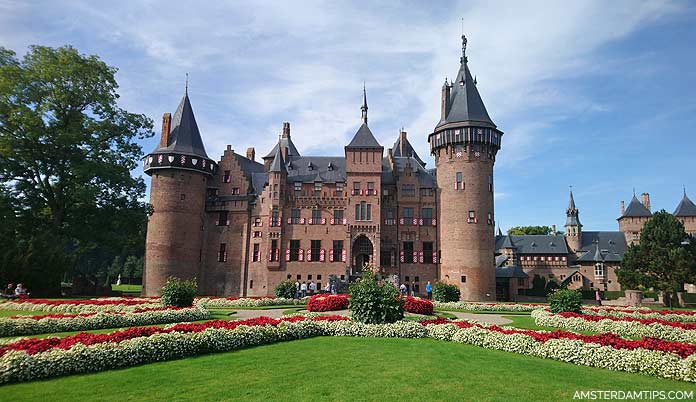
[565,189,582,252]
[142,91,217,296]
[428,35,503,301]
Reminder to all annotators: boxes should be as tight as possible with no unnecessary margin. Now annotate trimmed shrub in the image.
[160,277,197,307]
[349,270,404,324]
[548,288,582,313]
[274,280,296,299]
[403,296,434,315]
[306,294,349,312]
[432,282,460,303]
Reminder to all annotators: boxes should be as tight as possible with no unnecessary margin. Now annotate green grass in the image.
[502,315,601,335]
[110,284,142,293]
[438,308,532,315]
[3,337,691,402]
[0,310,49,318]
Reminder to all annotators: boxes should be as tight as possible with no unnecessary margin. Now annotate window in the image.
[421,208,433,225]
[317,274,322,280]
[423,242,433,264]
[517,278,525,286]
[333,209,344,223]
[353,182,360,195]
[217,211,229,226]
[254,217,261,227]
[287,274,292,279]
[403,207,413,225]
[487,212,493,225]
[594,263,605,277]
[294,182,302,196]
[356,202,371,221]
[249,280,253,289]
[270,240,279,262]
[271,210,279,226]
[333,240,343,262]
[403,241,414,263]
[180,194,186,201]
[405,276,410,282]
[310,240,321,262]
[291,208,301,224]
[297,274,302,280]
[232,187,240,195]
[340,275,345,280]
[308,274,312,280]
[380,250,392,266]
[314,182,322,197]
[461,276,466,283]
[312,209,321,224]
[488,175,493,192]
[218,243,227,262]
[252,244,260,262]
[336,182,344,197]
[367,182,375,195]
[289,240,300,261]
[402,184,415,197]
[468,210,476,223]
[223,170,231,183]
[420,188,433,197]
[455,172,463,190]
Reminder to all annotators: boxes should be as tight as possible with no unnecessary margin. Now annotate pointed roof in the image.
[500,235,516,249]
[392,131,425,166]
[674,192,696,217]
[151,92,209,158]
[347,88,382,149]
[268,144,286,173]
[566,190,581,227]
[621,194,652,218]
[496,226,503,236]
[436,35,496,129]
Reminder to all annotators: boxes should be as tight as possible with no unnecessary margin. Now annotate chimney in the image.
[641,193,651,211]
[440,80,451,120]
[552,224,556,234]
[159,113,172,147]
[281,145,288,162]
[282,122,290,138]
[620,200,625,215]
[246,147,255,161]
[399,130,407,155]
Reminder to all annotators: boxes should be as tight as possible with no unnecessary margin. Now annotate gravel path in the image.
[447,312,513,325]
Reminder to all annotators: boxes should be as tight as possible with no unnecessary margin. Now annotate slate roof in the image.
[566,191,582,226]
[495,265,528,279]
[391,157,436,187]
[579,231,627,257]
[250,172,268,195]
[674,193,696,217]
[269,145,286,173]
[392,134,425,167]
[495,255,508,268]
[576,242,623,263]
[263,136,301,159]
[436,36,496,129]
[347,123,382,148]
[495,235,568,254]
[286,156,346,183]
[236,154,265,176]
[150,93,209,158]
[621,195,652,218]
[500,235,516,249]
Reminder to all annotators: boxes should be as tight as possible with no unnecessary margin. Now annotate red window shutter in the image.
[268,250,272,262]
[299,249,304,261]
[432,218,437,226]
[374,189,378,196]
[300,218,306,224]
[342,218,347,225]
[432,252,438,264]
[418,218,423,226]
[400,251,404,263]
[413,251,418,262]
[285,249,290,261]
[330,218,334,225]
[287,218,292,224]
[320,249,325,262]
[341,249,346,262]
[329,249,334,262]
[419,251,424,263]
[321,218,326,225]
[399,218,404,225]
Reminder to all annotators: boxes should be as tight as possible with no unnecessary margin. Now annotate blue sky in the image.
[2,0,694,232]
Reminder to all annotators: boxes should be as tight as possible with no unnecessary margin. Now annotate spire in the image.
[460,34,467,64]
[269,142,286,173]
[565,188,581,227]
[185,73,189,95]
[567,188,577,211]
[496,226,503,236]
[361,83,368,124]
[150,90,209,159]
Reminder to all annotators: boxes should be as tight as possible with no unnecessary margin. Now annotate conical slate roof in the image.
[263,137,301,160]
[674,192,696,217]
[437,35,495,129]
[392,133,425,166]
[268,143,286,173]
[621,194,652,218]
[347,88,382,149]
[500,235,516,249]
[566,190,581,227]
[151,92,209,158]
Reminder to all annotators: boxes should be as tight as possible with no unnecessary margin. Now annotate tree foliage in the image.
[0,45,153,294]
[432,282,461,302]
[616,211,696,305]
[507,226,554,235]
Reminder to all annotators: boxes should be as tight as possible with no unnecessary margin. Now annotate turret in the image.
[142,90,217,296]
[428,35,503,301]
[618,191,652,245]
[564,189,582,252]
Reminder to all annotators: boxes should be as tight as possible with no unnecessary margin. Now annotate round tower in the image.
[564,188,583,253]
[142,91,217,296]
[428,35,503,301]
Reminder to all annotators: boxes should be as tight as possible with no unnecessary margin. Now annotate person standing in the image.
[426,281,433,300]
[300,281,307,298]
[308,281,316,296]
[595,288,602,306]
[410,282,416,297]
[399,283,407,296]
[294,280,300,299]
[324,282,331,293]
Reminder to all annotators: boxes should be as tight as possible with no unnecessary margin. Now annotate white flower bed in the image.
[0,301,161,314]
[583,308,696,323]
[1,318,695,384]
[532,309,696,344]
[0,308,209,337]
[433,301,544,312]
[196,297,308,308]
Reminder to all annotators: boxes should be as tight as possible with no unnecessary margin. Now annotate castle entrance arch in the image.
[352,235,373,275]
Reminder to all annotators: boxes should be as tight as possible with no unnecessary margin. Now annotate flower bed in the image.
[403,296,433,315]
[433,301,544,312]
[0,307,209,337]
[533,309,696,344]
[195,297,308,308]
[0,299,161,313]
[583,307,696,323]
[306,294,349,312]
[1,315,696,384]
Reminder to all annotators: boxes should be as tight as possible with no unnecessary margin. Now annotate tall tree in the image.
[508,225,554,235]
[0,45,153,294]
[616,211,696,306]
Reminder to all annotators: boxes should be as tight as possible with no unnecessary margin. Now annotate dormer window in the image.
[327,162,333,171]
[307,162,313,171]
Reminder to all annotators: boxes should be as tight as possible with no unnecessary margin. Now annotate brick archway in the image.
[351,235,373,274]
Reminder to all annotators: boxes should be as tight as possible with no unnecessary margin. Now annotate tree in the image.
[0,45,154,294]
[616,211,696,307]
[508,226,554,235]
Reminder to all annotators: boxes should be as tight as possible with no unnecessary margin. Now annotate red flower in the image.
[403,296,434,315]
[306,294,349,312]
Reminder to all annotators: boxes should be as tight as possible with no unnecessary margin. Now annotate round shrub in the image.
[349,271,404,324]
[403,296,434,315]
[306,294,349,312]
[160,277,197,307]
[432,282,460,302]
[548,288,582,313]
[274,280,296,299]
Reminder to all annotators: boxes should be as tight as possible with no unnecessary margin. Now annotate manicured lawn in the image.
[110,284,142,293]
[0,309,49,318]
[3,337,691,401]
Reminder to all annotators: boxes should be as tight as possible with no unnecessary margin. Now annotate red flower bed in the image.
[15,298,159,306]
[306,294,349,312]
[10,307,186,321]
[419,320,696,359]
[0,315,349,357]
[557,311,696,330]
[403,296,434,315]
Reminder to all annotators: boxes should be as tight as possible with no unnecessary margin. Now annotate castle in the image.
[141,35,696,300]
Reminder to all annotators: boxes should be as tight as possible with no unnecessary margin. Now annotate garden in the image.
[0,277,694,401]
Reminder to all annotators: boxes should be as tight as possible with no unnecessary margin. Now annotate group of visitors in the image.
[0,283,29,299]
[294,280,337,298]
[399,281,433,300]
